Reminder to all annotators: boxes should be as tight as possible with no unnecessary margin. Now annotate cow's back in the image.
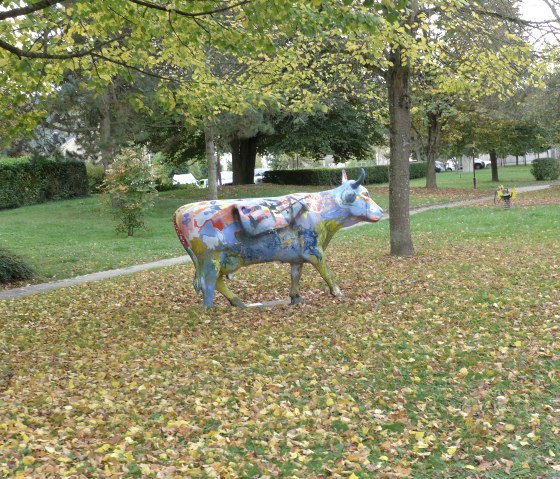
[174,193,323,260]
[174,200,242,253]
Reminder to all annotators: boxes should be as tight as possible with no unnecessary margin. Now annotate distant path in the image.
[1,183,555,301]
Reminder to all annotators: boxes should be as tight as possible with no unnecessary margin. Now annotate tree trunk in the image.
[489,148,499,182]
[387,45,415,257]
[205,130,218,200]
[231,138,241,184]
[99,88,113,171]
[230,136,258,185]
[413,134,423,163]
[425,110,442,189]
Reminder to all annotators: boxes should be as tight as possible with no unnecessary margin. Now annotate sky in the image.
[519,0,557,22]
[517,0,559,46]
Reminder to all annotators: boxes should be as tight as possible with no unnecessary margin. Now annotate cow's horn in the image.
[352,168,365,189]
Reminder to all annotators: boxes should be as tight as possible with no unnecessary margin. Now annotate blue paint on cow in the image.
[300,228,319,257]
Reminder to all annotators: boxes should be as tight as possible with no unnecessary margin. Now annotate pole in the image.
[472,151,477,190]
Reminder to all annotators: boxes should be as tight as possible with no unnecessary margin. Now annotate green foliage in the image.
[530,158,560,181]
[152,153,175,192]
[101,146,158,236]
[0,156,29,165]
[0,247,34,284]
[264,163,427,186]
[0,156,88,209]
[265,97,386,163]
[85,162,105,194]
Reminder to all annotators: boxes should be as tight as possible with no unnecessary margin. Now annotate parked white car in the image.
[172,173,200,186]
[445,159,457,171]
[474,158,491,169]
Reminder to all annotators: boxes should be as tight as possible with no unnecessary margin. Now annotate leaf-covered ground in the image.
[1,204,559,478]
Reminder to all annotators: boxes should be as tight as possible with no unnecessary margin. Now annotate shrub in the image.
[101,146,158,236]
[531,158,560,181]
[0,156,88,209]
[263,163,427,186]
[85,162,105,193]
[0,248,35,284]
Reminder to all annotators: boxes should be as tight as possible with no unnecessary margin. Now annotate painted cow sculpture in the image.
[173,169,383,308]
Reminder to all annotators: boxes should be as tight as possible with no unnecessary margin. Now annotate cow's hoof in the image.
[290,295,304,305]
[229,297,246,308]
[331,288,344,298]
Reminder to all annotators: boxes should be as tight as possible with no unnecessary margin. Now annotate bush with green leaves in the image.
[101,147,158,236]
[0,248,34,284]
[263,163,427,186]
[530,158,560,181]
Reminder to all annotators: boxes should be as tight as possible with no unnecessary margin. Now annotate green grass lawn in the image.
[413,164,540,190]
[0,166,553,283]
[1,199,558,478]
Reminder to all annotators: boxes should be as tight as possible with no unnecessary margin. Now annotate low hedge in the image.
[0,156,89,209]
[531,158,560,181]
[263,163,427,186]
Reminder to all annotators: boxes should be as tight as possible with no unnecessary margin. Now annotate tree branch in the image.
[543,0,560,22]
[0,0,65,21]
[127,0,251,18]
[42,121,97,134]
[471,6,559,27]
[0,34,128,59]
[89,52,180,83]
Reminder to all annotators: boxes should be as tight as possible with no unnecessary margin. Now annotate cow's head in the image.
[337,169,383,225]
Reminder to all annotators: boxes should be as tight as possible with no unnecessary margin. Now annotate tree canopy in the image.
[2,0,560,256]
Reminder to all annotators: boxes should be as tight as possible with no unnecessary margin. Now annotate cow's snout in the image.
[367,201,383,222]
[360,196,383,222]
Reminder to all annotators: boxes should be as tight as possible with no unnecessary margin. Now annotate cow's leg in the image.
[309,255,343,297]
[289,263,304,305]
[215,274,246,308]
[199,257,219,308]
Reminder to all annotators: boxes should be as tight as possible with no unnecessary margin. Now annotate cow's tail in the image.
[173,210,202,293]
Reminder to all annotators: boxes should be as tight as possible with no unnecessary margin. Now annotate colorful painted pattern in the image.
[174,169,383,308]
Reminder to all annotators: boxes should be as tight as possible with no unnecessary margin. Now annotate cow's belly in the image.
[235,229,305,264]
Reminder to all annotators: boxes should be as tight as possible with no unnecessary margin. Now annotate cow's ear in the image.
[341,169,348,184]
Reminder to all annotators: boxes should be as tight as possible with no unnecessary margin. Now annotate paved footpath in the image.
[1,183,555,301]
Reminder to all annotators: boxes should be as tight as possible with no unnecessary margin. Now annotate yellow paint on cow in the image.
[317,220,343,249]
[190,237,208,257]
